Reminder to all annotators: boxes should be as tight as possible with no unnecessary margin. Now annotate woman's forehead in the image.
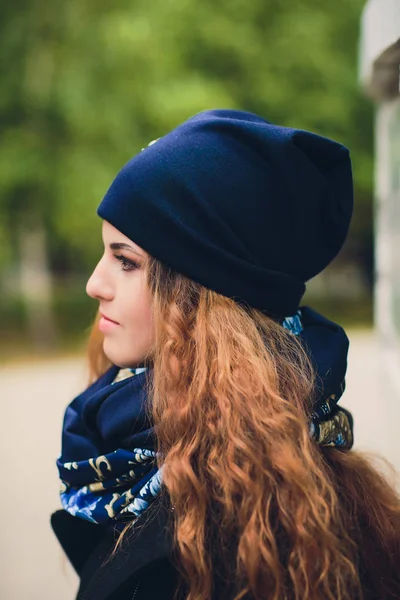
[102,220,146,256]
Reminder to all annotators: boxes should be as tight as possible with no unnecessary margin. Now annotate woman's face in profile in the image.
[86,220,154,367]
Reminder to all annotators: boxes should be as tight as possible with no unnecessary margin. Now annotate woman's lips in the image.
[99,314,120,333]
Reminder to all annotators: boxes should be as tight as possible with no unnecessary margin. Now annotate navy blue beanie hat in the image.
[97,109,353,317]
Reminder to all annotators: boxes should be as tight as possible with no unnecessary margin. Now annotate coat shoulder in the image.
[52,500,180,600]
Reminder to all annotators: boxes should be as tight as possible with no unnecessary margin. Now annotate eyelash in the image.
[114,255,140,272]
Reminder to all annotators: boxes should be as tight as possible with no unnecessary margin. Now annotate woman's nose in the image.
[86,257,114,301]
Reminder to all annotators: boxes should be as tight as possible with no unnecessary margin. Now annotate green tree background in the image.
[0,0,373,357]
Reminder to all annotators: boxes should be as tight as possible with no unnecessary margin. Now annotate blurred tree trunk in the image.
[18,221,57,351]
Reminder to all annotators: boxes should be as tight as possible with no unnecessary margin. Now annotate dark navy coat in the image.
[51,500,181,600]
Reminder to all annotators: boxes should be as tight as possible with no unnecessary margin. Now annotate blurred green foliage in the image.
[0,0,373,353]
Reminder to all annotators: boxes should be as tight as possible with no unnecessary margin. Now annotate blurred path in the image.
[0,358,86,600]
[0,329,398,599]
[343,330,400,474]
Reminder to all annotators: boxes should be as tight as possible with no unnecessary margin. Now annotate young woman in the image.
[51,109,400,600]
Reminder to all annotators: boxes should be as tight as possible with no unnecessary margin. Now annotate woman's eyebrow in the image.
[109,242,143,257]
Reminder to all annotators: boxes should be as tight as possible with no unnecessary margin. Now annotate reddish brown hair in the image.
[87,257,400,600]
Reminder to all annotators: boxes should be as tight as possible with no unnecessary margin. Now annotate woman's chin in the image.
[102,341,126,368]
[102,340,148,369]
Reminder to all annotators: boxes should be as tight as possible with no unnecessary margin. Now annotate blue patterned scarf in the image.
[57,306,353,526]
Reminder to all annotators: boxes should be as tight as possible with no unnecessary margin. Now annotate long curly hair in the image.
[87,257,400,600]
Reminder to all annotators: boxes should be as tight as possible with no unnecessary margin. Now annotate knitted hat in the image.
[97,109,353,317]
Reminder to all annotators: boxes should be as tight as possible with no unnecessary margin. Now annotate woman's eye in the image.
[114,255,140,272]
